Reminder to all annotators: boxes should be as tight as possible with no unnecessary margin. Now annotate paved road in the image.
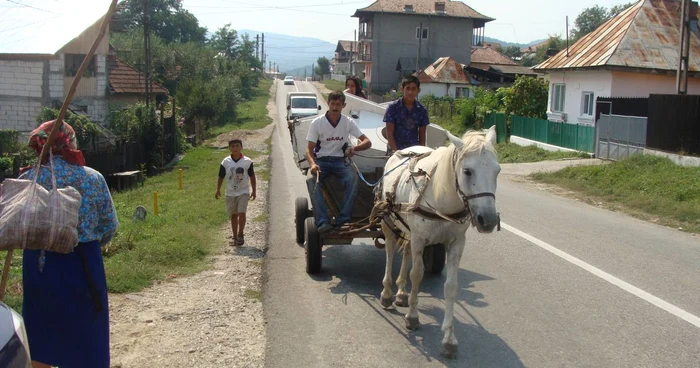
[264,81,700,367]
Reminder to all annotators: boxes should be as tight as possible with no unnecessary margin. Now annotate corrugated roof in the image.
[489,64,538,76]
[336,40,359,53]
[471,46,518,65]
[107,55,168,95]
[353,0,494,23]
[535,0,700,73]
[417,56,471,84]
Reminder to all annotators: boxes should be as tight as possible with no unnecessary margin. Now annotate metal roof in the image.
[471,46,518,66]
[353,0,494,25]
[489,64,538,76]
[534,0,700,73]
[417,56,471,84]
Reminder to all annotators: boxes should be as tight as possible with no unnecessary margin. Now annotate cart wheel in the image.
[295,197,309,244]
[305,217,322,274]
[423,244,446,275]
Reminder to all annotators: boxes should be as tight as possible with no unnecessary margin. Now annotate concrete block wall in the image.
[49,58,64,101]
[0,96,43,132]
[0,60,44,98]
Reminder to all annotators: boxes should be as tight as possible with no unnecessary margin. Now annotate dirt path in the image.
[109,83,278,368]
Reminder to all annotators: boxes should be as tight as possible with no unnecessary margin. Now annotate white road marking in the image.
[295,82,299,92]
[501,222,700,329]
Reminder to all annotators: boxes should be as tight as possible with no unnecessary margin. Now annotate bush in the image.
[0,129,22,155]
[36,108,101,150]
[110,104,164,174]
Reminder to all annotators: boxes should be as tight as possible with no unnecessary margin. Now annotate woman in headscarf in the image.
[19,120,118,368]
[345,75,367,99]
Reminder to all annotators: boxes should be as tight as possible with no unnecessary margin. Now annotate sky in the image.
[0,0,635,54]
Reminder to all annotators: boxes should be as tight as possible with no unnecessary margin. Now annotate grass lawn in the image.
[496,143,590,163]
[208,79,273,136]
[2,80,273,311]
[531,155,700,233]
[321,79,346,92]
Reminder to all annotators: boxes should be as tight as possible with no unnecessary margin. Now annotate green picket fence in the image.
[484,113,507,143]
[510,115,595,152]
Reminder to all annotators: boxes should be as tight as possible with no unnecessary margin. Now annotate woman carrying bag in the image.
[18,120,118,368]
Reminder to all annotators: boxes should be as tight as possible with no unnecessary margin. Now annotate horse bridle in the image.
[452,146,499,228]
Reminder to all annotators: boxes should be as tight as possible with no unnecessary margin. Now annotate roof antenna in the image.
[566,16,570,57]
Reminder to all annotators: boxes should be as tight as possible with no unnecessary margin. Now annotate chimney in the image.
[404,4,414,12]
[434,2,446,14]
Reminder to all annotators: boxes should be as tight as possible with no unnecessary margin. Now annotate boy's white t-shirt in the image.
[221,155,254,197]
[306,113,363,158]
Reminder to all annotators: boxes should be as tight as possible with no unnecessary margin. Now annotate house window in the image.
[455,87,470,98]
[65,54,96,77]
[404,4,414,12]
[416,27,429,39]
[581,91,594,116]
[551,83,566,112]
[435,2,446,13]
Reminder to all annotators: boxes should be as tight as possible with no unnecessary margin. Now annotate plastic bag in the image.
[0,154,81,254]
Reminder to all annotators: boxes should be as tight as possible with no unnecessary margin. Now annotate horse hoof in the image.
[380,296,395,309]
[405,316,420,330]
[441,343,458,359]
[395,294,409,307]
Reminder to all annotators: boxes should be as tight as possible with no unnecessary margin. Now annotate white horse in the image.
[378,126,501,359]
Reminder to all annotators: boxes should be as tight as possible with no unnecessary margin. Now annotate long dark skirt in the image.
[22,241,109,368]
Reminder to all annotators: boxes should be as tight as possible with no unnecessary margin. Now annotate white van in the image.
[286,92,321,121]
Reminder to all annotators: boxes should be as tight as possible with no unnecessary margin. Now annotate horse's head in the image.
[452,126,501,233]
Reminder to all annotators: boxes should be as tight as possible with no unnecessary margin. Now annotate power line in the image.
[5,0,63,15]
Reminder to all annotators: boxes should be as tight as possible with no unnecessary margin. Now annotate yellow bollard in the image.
[178,168,183,190]
[153,191,159,216]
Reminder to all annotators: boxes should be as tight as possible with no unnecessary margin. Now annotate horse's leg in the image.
[405,236,425,330]
[440,238,466,359]
[380,222,397,309]
[395,237,411,307]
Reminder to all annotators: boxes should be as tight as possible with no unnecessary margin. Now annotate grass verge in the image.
[531,155,700,233]
[496,143,590,163]
[208,79,273,136]
[321,79,346,92]
[244,288,263,302]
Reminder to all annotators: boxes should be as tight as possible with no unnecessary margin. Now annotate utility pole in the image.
[261,33,265,71]
[676,0,692,94]
[255,34,260,62]
[269,61,272,74]
[312,62,315,80]
[143,0,152,108]
[416,21,423,73]
[350,30,355,76]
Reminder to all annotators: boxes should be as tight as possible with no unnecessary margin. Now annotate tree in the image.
[501,76,548,119]
[314,57,331,76]
[209,23,240,59]
[571,5,609,41]
[523,35,565,67]
[609,2,635,17]
[500,46,522,60]
[112,0,207,44]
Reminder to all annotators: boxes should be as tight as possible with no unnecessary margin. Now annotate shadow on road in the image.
[312,243,524,367]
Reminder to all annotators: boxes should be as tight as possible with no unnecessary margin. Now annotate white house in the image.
[416,56,472,98]
[534,0,700,126]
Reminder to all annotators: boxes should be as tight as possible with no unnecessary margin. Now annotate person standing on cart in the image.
[306,91,372,233]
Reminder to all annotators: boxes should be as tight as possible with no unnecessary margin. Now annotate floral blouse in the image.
[20,157,119,246]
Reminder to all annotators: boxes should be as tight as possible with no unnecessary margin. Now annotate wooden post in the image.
[178,168,183,190]
[0,0,119,303]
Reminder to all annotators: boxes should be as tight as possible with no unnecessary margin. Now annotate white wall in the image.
[0,60,45,131]
[420,83,471,99]
[547,70,612,125]
[611,71,700,96]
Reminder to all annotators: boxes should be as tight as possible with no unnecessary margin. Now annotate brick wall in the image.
[0,60,45,131]
[0,96,43,132]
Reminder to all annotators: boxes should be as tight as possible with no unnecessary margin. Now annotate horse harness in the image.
[372,148,496,236]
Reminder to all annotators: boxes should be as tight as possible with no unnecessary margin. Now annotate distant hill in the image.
[238,29,335,74]
[483,36,547,49]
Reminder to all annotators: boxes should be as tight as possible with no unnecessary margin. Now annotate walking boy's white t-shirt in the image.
[306,113,363,158]
[221,155,253,197]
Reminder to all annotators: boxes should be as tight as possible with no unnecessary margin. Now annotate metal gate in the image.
[596,114,647,161]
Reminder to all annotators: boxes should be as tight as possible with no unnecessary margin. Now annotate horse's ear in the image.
[446,131,464,148]
[485,125,497,146]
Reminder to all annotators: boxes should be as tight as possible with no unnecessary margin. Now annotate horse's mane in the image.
[431,130,496,204]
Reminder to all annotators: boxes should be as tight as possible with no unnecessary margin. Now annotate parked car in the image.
[0,302,31,368]
[284,76,295,85]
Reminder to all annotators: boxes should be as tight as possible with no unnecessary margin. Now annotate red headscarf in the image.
[20,120,86,174]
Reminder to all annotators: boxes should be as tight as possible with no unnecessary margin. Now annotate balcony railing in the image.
[359,53,372,62]
[359,30,373,40]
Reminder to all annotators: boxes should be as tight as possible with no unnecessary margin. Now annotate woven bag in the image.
[0,154,81,254]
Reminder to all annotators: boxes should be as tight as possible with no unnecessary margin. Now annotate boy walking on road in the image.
[383,75,430,153]
[216,139,257,246]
